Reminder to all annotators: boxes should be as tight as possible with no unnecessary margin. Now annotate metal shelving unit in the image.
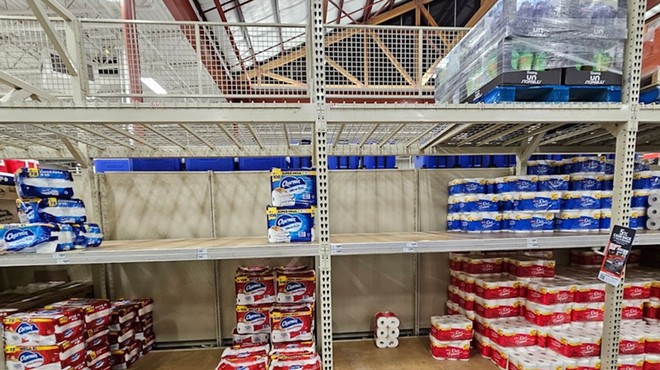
[0,0,654,368]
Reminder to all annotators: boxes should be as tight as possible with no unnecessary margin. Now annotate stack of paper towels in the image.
[647,191,660,231]
[374,312,400,348]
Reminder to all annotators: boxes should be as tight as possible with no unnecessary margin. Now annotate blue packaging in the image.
[486,179,496,194]
[633,171,652,190]
[0,223,61,253]
[499,194,515,211]
[464,213,501,233]
[462,195,479,212]
[527,160,555,175]
[495,177,514,194]
[562,191,601,210]
[600,191,613,209]
[574,157,602,173]
[56,224,75,252]
[511,176,538,192]
[474,194,499,212]
[651,171,660,189]
[463,178,487,194]
[538,175,569,191]
[17,198,87,224]
[558,210,600,232]
[561,159,575,175]
[515,192,561,212]
[601,175,614,190]
[602,160,615,174]
[570,173,602,191]
[448,196,461,213]
[448,179,465,195]
[531,213,555,233]
[15,168,74,199]
[630,208,647,230]
[72,223,103,249]
[270,168,317,208]
[631,190,649,208]
[266,207,315,243]
[0,173,14,186]
[509,213,533,233]
[447,214,462,232]
[634,162,650,172]
[600,210,611,231]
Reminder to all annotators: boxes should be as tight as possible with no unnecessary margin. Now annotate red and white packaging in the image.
[447,285,460,305]
[457,290,475,312]
[235,267,276,305]
[527,279,576,305]
[269,353,321,370]
[109,302,136,332]
[536,326,549,348]
[449,253,465,272]
[575,283,607,303]
[622,300,645,320]
[624,281,652,300]
[108,326,134,351]
[641,325,660,354]
[276,267,316,304]
[5,344,67,370]
[489,321,537,347]
[525,301,573,326]
[86,345,111,369]
[449,271,462,288]
[457,273,476,293]
[128,298,153,318]
[463,256,503,275]
[221,343,270,359]
[84,325,109,351]
[446,301,460,315]
[236,305,271,334]
[518,280,529,300]
[374,311,400,338]
[572,302,605,323]
[619,355,645,370]
[475,276,519,300]
[508,256,555,278]
[547,328,601,358]
[429,335,470,361]
[110,341,140,370]
[430,315,472,341]
[619,328,646,355]
[4,308,84,346]
[652,281,660,300]
[646,300,660,321]
[577,357,601,370]
[474,332,491,359]
[489,342,513,370]
[570,250,603,267]
[645,354,660,370]
[270,341,316,357]
[473,315,490,337]
[509,349,565,370]
[215,355,268,370]
[46,299,111,331]
[270,305,314,343]
[475,297,520,319]
[232,328,269,345]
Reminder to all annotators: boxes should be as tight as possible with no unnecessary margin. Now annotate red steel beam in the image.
[362,0,376,22]
[121,0,143,102]
[214,0,250,80]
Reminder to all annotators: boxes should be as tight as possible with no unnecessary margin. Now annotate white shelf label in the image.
[53,253,70,265]
[331,244,342,255]
[196,248,208,260]
[403,242,417,253]
[527,238,539,248]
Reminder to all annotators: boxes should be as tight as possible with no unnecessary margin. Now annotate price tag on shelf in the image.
[403,242,417,253]
[526,238,539,249]
[53,253,70,265]
[196,248,208,260]
[331,244,342,255]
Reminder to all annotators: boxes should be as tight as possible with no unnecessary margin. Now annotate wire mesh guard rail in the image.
[0,16,468,103]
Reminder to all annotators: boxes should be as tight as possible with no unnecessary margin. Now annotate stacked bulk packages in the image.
[0,167,103,254]
[429,315,473,361]
[217,265,320,370]
[632,169,660,231]
[107,298,155,369]
[444,250,660,369]
[267,169,316,244]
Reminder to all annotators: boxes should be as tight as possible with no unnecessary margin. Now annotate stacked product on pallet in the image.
[267,169,316,244]
[218,265,320,370]
[429,315,473,360]
[109,298,156,369]
[434,0,625,104]
[0,167,103,254]
[445,251,660,369]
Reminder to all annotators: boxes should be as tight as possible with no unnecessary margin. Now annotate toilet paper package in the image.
[623,280,652,300]
[570,173,602,191]
[562,191,601,210]
[632,190,650,208]
[72,223,103,249]
[644,300,660,320]
[15,168,75,199]
[509,213,533,233]
[447,195,462,213]
[538,175,570,191]
[508,256,555,278]
[235,267,276,305]
[600,210,612,231]
[463,212,502,233]
[474,332,492,359]
[574,157,603,173]
[270,169,316,208]
[269,340,316,357]
[447,285,460,304]
[462,256,503,274]
[456,273,476,293]
[216,354,268,370]
[511,176,539,192]
[557,210,600,232]
[575,283,606,303]
[5,341,83,370]
[633,171,660,189]
[463,178,487,194]
[572,302,605,322]
[527,161,555,176]
[489,342,514,369]
[447,213,462,232]
[489,321,538,347]
[602,175,614,190]
[618,329,646,355]
[448,179,465,195]
[629,208,647,229]
[500,194,515,211]
[618,355,645,370]
[266,207,315,243]
[276,267,315,304]
[524,302,572,326]
[600,191,613,209]
[570,250,603,267]
[429,336,471,361]
[475,276,520,300]
[4,308,84,346]
[621,300,645,320]
[495,177,513,194]
[457,290,475,311]
[110,340,140,369]
[0,223,63,254]
[235,305,271,334]
[547,328,601,358]
[473,194,500,212]
[270,304,314,343]
[269,354,321,370]
[641,326,660,353]
[430,315,473,341]
[17,198,87,225]
[475,297,520,319]
[527,280,576,305]
[515,192,561,212]
[45,298,111,331]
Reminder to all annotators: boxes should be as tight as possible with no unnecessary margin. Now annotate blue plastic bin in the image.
[94,159,132,173]
[289,157,313,169]
[414,156,436,169]
[493,155,508,168]
[238,157,288,171]
[481,155,492,168]
[446,156,458,168]
[131,158,181,172]
[185,158,235,171]
[328,156,360,170]
[458,156,472,168]
[363,156,396,169]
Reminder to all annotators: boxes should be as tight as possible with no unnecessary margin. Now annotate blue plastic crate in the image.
[238,157,288,171]
[93,159,132,173]
[131,158,181,172]
[458,156,472,168]
[328,156,360,170]
[289,157,313,169]
[446,156,457,168]
[414,156,437,169]
[492,155,508,168]
[363,156,395,169]
[481,155,492,168]
[185,158,235,172]
[640,86,660,104]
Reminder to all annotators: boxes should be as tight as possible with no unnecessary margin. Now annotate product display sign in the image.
[598,225,637,286]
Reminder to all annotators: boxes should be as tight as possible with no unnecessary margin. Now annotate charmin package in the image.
[270,304,314,343]
[235,305,271,334]
[270,169,317,208]
[45,299,111,330]
[232,329,269,345]
[4,308,84,346]
[275,267,316,304]
[110,340,140,369]
[5,338,86,370]
[266,207,315,243]
[215,354,268,370]
[0,223,74,254]
[269,353,321,370]
[235,266,276,305]
[17,198,87,225]
[15,168,75,199]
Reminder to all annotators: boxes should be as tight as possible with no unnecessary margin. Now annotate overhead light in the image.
[141,77,167,95]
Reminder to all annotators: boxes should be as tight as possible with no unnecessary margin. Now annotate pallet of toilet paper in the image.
[267,168,317,244]
[0,168,103,254]
[220,266,319,370]
[442,251,660,368]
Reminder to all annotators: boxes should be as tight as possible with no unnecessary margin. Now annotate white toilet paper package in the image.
[0,223,74,254]
[266,207,315,243]
[17,198,87,224]
[270,304,314,343]
[14,168,75,199]
[562,191,601,210]
[72,223,103,248]
[270,169,316,208]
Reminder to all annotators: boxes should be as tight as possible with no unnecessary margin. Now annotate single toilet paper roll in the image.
[388,317,400,328]
[387,338,399,348]
[649,192,660,206]
[648,206,660,217]
[376,317,389,329]
[375,328,388,338]
[647,219,660,231]
[375,338,388,348]
[389,327,400,338]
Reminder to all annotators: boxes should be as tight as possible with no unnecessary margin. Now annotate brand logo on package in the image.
[244,282,267,295]
[521,71,541,85]
[531,27,548,37]
[280,317,304,331]
[16,322,39,335]
[584,72,605,85]
[276,215,303,232]
[285,282,306,294]
[19,351,44,367]
[5,229,35,243]
[446,348,462,357]
[533,198,550,209]
[280,177,307,194]
[244,312,266,324]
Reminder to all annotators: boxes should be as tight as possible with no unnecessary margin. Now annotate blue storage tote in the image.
[185,158,235,171]
[238,157,288,171]
[131,158,181,172]
[414,156,438,169]
[363,156,395,169]
[328,156,360,170]
[94,159,132,173]
[289,157,313,169]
